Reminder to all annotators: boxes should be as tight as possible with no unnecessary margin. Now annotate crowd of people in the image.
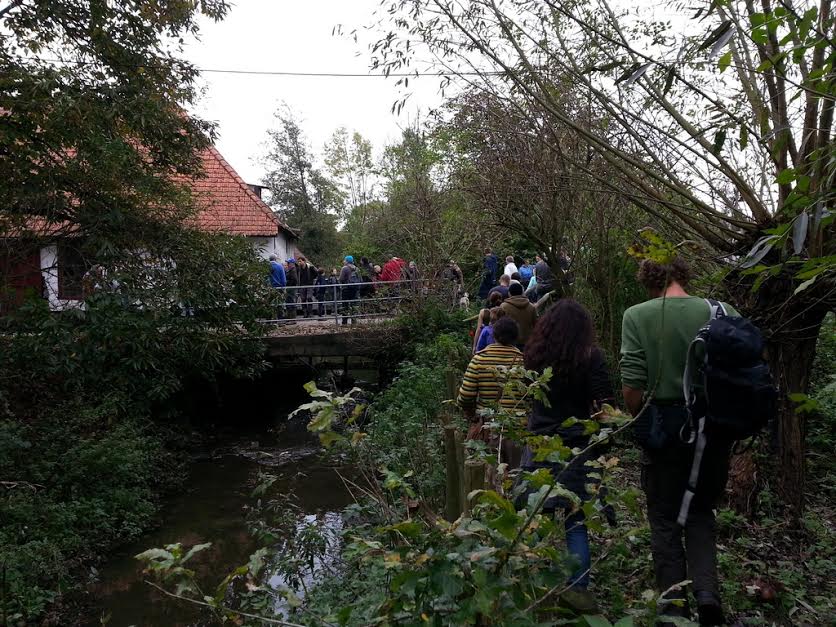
[459,254,736,626]
[267,253,427,323]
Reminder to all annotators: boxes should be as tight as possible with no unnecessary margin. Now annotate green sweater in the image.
[620,296,738,402]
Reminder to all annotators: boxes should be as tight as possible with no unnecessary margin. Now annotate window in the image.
[57,243,87,300]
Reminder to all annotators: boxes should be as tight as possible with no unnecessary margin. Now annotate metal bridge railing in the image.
[259,279,445,326]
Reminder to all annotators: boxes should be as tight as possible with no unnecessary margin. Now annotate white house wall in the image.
[249,233,292,262]
[40,243,82,311]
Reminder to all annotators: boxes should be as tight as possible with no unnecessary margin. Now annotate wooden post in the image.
[445,366,458,401]
[455,430,466,511]
[463,459,486,515]
[444,425,461,521]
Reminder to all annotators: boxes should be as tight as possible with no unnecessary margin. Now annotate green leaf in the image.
[794,275,819,294]
[182,542,212,564]
[474,489,516,514]
[712,128,727,155]
[776,168,796,185]
[718,50,732,72]
[246,547,269,577]
[583,616,613,627]
[740,125,749,149]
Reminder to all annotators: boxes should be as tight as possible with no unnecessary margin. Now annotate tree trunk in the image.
[767,326,822,516]
[726,273,829,520]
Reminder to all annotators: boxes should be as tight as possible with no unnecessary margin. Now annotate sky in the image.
[184,0,444,185]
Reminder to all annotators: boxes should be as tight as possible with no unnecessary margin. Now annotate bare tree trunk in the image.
[768,324,823,516]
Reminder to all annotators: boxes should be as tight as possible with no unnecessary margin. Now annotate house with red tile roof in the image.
[1,144,298,311]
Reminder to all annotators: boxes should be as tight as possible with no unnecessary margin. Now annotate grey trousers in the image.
[641,441,731,615]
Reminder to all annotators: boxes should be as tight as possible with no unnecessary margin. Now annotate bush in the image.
[0,401,168,620]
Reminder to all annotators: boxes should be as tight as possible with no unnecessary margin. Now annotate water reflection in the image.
[93,433,352,626]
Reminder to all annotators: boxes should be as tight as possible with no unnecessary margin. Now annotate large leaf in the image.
[792,211,809,254]
[698,20,732,52]
[740,235,779,269]
[709,25,735,58]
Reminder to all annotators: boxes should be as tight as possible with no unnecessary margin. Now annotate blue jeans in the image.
[565,511,591,589]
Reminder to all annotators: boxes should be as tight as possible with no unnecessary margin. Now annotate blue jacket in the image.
[476,325,495,352]
[269,261,287,288]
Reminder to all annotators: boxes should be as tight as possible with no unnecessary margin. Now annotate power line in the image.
[30,57,499,78]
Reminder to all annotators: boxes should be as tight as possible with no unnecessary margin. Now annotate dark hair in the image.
[488,291,503,307]
[509,282,524,296]
[361,256,369,265]
[489,306,506,323]
[493,317,519,345]
[637,257,691,291]
[524,299,595,373]
[511,272,522,282]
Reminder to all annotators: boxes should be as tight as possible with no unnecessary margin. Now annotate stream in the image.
[90,390,357,627]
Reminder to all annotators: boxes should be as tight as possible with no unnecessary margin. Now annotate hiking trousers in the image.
[641,441,731,615]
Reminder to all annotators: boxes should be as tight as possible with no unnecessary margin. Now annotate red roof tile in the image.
[189,145,287,238]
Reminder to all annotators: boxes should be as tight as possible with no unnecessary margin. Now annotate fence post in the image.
[444,425,461,521]
[463,459,486,514]
[455,430,465,512]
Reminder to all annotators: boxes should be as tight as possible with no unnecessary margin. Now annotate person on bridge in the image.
[296,256,317,318]
[521,300,614,607]
[268,255,287,320]
[500,282,537,348]
[285,258,299,319]
[268,255,286,288]
[359,257,375,298]
[380,256,406,284]
[339,255,362,325]
[314,267,333,317]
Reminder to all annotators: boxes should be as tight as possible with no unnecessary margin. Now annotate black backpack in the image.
[678,299,777,524]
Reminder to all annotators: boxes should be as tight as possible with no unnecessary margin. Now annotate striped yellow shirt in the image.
[457,343,526,412]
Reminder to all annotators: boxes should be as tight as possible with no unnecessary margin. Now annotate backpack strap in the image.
[705,298,727,319]
[677,299,726,524]
[677,415,708,526]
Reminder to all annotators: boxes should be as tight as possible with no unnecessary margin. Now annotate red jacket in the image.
[380,258,406,282]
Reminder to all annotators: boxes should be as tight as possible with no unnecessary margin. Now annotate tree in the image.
[376,126,484,273]
[324,127,377,225]
[262,106,341,261]
[371,0,835,514]
[1,0,228,254]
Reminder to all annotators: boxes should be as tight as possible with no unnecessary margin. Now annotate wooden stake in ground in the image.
[463,459,486,515]
[444,425,461,520]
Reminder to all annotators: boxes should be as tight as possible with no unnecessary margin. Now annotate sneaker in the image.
[559,588,598,614]
[697,603,724,626]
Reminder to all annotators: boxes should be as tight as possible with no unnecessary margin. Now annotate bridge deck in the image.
[263,318,402,358]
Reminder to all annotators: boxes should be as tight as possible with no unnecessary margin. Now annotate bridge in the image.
[260,280,458,371]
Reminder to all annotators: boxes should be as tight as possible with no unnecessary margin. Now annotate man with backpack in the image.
[339,255,362,325]
[620,256,762,626]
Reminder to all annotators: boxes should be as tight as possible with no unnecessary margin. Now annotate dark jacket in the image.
[500,296,537,344]
[521,348,614,506]
[339,263,359,285]
[488,285,509,301]
[534,260,553,290]
[297,263,317,286]
[285,264,299,287]
[484,253,499,280]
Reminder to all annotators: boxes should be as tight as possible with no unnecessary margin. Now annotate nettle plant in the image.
[136,376,695,625]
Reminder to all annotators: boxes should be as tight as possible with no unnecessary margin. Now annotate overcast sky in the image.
[184,0,443,185]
